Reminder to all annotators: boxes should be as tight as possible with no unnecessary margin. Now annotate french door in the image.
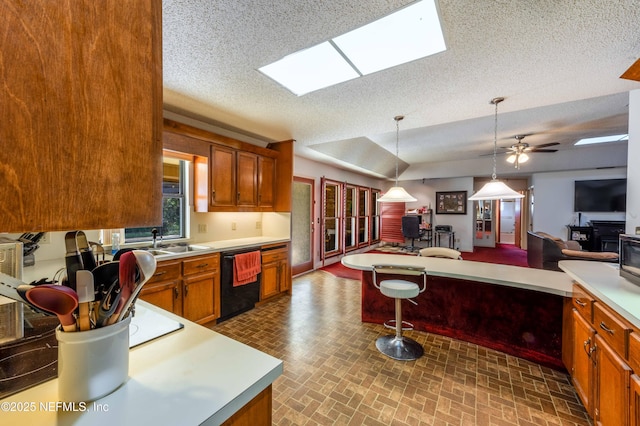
[291,177,314,276]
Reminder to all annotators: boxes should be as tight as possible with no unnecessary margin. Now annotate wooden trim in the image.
[164,118,278,158]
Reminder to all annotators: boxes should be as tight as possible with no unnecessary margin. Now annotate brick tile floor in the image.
[209,271,591,425]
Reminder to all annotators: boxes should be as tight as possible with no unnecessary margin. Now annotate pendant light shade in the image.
[467,180,523,200]
[469,97,524,201]
[378,186,417,202]
[378,115,417,203]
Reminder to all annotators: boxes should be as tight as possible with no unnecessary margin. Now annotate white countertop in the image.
[1,301,283,425]
[559,260,640,329]
[342,253,574,297]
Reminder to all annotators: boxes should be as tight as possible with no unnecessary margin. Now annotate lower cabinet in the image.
[260,244,290,300]
[572,309,595,416]
[567,283,635,426]
[595,334,631,425]
[140,253,220,324]
[631,374,640,426]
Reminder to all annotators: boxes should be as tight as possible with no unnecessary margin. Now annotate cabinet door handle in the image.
[583,338,594,358]
[174,287,179,299]
[575,298,586,307]
[211,190,216,201]
[237,192,240,202]
[184,284,189,297]
[599,321,614,335]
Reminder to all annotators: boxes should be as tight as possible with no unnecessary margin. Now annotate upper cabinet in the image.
[0,0,163,232]
[163,119,293,213]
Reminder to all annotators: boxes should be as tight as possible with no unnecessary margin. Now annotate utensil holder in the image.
[56,316,130,402]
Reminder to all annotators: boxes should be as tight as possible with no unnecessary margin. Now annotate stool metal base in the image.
[376,335,424,361]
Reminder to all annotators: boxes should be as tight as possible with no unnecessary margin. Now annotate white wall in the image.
[531,168,627,238]
[627,89,640,235]
[401,177,475,251]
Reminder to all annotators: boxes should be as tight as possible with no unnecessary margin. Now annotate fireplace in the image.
[591,220,626,253]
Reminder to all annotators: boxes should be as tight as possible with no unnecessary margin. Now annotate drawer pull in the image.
[155,271,167,277]
[575,299,587,307]
[599,321,615,335]
[196,263,209,269]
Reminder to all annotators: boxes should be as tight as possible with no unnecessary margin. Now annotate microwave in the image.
[620,234,640,286]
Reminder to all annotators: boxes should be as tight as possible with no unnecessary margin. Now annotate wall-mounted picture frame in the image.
[435,190,467,215]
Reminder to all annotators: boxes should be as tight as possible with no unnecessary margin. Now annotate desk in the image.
[435,230,455,248]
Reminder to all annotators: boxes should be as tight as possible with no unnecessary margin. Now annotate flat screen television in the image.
[574,178,627,212]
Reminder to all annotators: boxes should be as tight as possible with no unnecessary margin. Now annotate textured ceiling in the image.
[162,0,640,180]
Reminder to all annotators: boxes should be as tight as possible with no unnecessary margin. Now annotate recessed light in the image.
[574,134,628,145]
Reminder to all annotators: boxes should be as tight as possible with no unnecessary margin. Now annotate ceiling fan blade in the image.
[529,148,558,153]
[532,142,560,148]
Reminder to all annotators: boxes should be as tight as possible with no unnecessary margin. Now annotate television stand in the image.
[567,225,594,251]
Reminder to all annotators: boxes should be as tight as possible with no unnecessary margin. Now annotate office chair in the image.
[401,215,424,252]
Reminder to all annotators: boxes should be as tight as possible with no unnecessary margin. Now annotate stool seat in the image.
[380,280,419,299]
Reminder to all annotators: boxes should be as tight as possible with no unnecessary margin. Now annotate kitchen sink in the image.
[141,244,210,257]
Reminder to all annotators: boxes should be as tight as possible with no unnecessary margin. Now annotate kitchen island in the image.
[1,301,283,425]
[342,253,574,369]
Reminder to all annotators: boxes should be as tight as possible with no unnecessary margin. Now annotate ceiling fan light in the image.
[468,180,524,200]
[378,186,418,202]
[506,154,516,163]
[519,153,529,163]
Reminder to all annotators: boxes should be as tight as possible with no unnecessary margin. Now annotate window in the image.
[125,158,187,242]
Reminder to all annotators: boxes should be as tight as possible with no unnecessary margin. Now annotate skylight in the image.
[258,0,446,96]
[574,134,628,146]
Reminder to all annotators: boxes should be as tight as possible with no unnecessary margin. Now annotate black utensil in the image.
[76,231,97,271]
[64,231,83,291]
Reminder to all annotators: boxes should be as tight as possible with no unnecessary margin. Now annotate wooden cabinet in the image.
[567,283,634,425]
[210,145,237,208]
[140,260,183,316]
[162,119,290,213]
[261,244,290,300]
[258,156,275,208]
[572,309,596,416]
[236,151,258,207]
[182,254,220,323]
[631,375,640,426]
[140,253,220,324]
[595,334,631,425]
[631,333,640,426]
[0,0,162,232]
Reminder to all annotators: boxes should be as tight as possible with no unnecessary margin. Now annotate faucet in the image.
[151,228,158,249]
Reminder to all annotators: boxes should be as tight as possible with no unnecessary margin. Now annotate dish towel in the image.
[233,251,261,287]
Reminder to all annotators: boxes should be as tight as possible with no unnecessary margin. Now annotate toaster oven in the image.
[620,234,640,287]
[0,238,24,344]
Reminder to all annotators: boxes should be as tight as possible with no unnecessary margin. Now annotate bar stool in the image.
[372,264,428,360]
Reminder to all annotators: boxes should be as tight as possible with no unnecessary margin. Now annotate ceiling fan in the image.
[504,135,559,169]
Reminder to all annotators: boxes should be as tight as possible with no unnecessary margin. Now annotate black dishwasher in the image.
[218,247,261,323]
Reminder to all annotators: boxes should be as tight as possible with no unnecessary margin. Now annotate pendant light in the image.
[378,115,417,203]
[469,97,524,201]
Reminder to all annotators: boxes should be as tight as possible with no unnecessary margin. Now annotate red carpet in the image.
[461,243,528,267]
[320,244,528,279]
